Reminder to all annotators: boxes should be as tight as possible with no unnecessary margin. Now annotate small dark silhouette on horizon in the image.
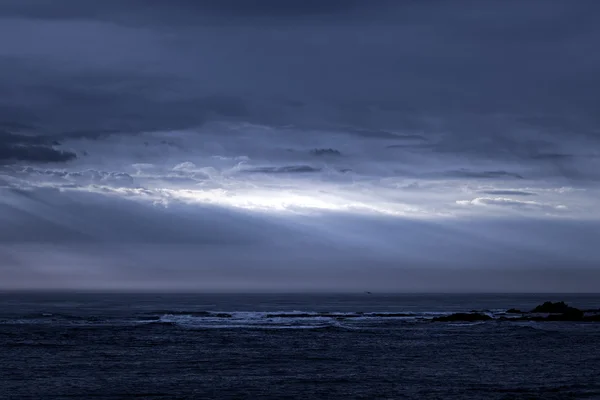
[433,301,600,323]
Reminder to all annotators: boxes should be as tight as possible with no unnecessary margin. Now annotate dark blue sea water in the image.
[1,293,600,399]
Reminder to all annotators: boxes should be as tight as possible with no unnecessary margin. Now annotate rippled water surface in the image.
[1,293,600,399]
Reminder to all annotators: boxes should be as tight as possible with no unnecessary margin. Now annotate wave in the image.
[5,309,596,330]
[0,310,463,328]
[144,310,450,319]
[135,310,453,330]
[153,314,356,330]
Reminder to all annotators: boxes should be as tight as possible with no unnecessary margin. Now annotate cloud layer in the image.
[1,1,599,291]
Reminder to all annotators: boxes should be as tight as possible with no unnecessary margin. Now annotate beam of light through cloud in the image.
[1,0,600,291]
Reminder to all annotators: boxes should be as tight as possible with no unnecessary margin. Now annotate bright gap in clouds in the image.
[6,122,598,220]
[165,187,408,216]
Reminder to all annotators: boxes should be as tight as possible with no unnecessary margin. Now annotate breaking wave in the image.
[0,310,465,328]
[142,310,450,330]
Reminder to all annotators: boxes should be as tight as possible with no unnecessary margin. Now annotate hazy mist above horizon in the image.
[1,0,600,292]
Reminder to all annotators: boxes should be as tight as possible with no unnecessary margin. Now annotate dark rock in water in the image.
[531,301,579,314]
[506,308,525,314]
[512,301,600,322]
[432,313,492,322]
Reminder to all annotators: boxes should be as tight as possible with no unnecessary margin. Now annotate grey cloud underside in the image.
[0,0,389,22]
[0,55,249,132]
[344,129,428,141]
[0,0,599,135]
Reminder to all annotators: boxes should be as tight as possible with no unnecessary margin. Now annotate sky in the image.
[1,0,600,292]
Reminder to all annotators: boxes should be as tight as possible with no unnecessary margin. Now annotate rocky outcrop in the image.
[515,302,600,322]
[531,301,579,314]
[432,313,492,322]
[526,301,596,321]
[433,302,600,323]
[506,308,525,314]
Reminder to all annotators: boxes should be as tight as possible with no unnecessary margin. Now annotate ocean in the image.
[1,293,599,399]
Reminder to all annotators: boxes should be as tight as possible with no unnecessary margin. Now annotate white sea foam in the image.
[152,310,448,329]
[1,309,517,328]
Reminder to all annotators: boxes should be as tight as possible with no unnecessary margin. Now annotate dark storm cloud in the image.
[0,55,249,133]
[0,144,76,163]
[0,0,598,136]
[160,0,372,18]
[0,131,47,146]
[0,131,77,163]
[0,0,389,22]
